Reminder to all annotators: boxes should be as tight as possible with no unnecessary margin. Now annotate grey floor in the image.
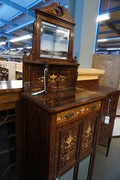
[92,138,120,180]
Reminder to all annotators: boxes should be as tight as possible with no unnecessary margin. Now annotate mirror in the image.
[40,21,70,60]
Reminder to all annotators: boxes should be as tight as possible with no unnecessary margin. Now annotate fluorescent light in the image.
[107,48,120,51]
[10,34,32,43]
[98,37,120,42]
[26,46,32,49]
[0,42,6,45]
[11,48,16,51]
[97,38,108,42]
[96,13,110,22]
[17,47,23,50]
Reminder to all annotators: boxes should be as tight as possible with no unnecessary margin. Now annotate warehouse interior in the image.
[0,0,120,180]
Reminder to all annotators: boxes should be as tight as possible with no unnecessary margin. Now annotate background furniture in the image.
[0,80,23,180]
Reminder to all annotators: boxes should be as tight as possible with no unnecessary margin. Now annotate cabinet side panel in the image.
[24,100,50,180]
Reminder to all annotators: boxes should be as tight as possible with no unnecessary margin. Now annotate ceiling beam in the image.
[0,0,35,17]
[100,20,120,27]
[101,6,120,13]
[6,20,34,33]
[0,18,32,33]
[105,21,120,35]
[0,30,14,38]
[0,18,17,27]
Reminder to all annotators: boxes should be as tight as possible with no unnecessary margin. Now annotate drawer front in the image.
[57,101,101,124]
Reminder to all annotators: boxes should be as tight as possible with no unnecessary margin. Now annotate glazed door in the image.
[0,109,17,179]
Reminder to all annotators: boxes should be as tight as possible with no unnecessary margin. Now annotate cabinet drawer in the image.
[57,101,101,124]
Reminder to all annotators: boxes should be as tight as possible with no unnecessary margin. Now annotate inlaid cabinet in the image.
[22,3,106,180]
[22,91,105,180]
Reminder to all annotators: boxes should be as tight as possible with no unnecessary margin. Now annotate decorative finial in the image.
[56,2,63,15]
[74,56,77,63]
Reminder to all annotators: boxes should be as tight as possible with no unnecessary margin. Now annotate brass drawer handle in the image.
[65,112,74,119]
[91,105,97,111]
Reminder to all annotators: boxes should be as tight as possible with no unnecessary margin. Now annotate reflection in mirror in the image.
[40,21,70,59]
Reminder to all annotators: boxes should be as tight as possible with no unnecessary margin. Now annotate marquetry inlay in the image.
[57,101,101,124]
[80,119,96,155]
[59,128,78,169]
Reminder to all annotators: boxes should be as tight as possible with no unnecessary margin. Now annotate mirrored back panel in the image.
[40,21,70,60]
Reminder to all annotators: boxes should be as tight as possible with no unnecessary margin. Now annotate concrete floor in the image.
[92,138,120,180]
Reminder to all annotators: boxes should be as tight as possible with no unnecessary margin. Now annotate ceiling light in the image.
[0,42,6,45]
[10,34,32,43]
[17,47,23,50]
[97,38,108,42]
[11,48,16,51]
[97,37,120,42]
[26,46,32,49]
[96,13,110,22]
[107,48,120,51]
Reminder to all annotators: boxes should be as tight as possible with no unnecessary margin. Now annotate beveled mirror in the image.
[40,21,70,60]
[30,2,75,62]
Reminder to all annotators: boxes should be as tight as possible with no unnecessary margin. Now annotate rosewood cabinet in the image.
[98,90,119,156]
[22,3,106,180]
[22,89,105,180]
[77,83,120,156]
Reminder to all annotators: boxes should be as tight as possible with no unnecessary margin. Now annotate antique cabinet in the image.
[0,80,23,180]
[22,89,105,180]
[96,86,119,156]
[77,83,120,156]
[22,3,106,180]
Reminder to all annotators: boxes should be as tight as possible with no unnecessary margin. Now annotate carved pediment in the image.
[35,2,75,25]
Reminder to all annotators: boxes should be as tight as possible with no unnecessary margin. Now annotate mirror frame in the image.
[30,2,75,62]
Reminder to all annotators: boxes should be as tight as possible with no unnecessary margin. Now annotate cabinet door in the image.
[55,124,79,176]
[79,116,98,157]
[0,109,17,180]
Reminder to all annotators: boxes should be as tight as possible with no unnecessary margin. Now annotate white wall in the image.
[69,0,100,68]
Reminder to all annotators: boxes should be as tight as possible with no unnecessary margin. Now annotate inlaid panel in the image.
[31,67,74,90]
[57,101,101,124]
[56,125,79,174]
[80,117,97,156]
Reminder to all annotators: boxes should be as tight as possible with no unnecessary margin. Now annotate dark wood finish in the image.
[22,3,109,180]
[77,79,99,88]
[77,83,120,156]
[22,89,106,180]
[0,80,23,180]
[23,2,79,93]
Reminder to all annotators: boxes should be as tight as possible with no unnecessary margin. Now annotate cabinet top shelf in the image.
[22,88,106,113]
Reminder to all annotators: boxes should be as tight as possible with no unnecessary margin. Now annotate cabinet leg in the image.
[106,137,111,157]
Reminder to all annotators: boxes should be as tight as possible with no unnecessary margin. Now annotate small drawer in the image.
[57,101,101,124]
